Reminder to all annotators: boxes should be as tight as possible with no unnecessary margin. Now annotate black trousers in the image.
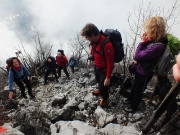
[130,71,153,110]
[44,68,58,83]
[15,77,33,96]
[94,67,109,100]
[70,66,75,73]
[57,66,69,78]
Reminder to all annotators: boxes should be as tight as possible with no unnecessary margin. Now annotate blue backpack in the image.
[69,58,78,67]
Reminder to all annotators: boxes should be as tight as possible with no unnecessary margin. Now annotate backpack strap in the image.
[146,42,165,49]
[100,37,110,54]
[92,37,111,66]
[93,37,109,55]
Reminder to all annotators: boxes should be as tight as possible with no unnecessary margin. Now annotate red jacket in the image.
[90,35,114,78]
[56,56,69,67]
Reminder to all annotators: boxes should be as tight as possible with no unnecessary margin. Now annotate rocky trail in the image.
[0,68,180,135]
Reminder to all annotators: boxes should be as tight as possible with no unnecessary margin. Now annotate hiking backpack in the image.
[154,33,180,76]
[69,58,78,67]
[100,29,124,63]
[6,57,13,72]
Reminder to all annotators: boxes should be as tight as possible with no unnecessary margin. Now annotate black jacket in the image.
[39,56,57,70]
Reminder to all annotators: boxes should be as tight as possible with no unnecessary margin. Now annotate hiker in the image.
[81,23,114,106]
[56,51,70,79]
[124,16,167,113]
[69,56,78,73]
[38,56,58,85]
[173,54,180,82]
[8,57,35,99]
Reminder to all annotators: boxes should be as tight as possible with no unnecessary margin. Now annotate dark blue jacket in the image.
[8,64,31,90]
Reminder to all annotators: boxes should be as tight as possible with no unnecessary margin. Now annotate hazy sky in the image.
[0,0,180,64]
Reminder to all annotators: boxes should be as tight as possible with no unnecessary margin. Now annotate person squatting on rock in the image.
[81,23,114,106]
[56,51,70,79]
[8,57,35,99]
[6,57,23,93]
[69,56,78,74]
[124,16,168,113]
[38,56,58,85]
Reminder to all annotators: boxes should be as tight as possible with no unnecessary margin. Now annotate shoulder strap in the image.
[147,42,165,49]
[100,37,110,54]
[93,37,110,55]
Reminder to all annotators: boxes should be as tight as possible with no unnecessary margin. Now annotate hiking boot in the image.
[124,107,136,113]
[146,99,152,104]
[92,89,100,96]
[21,94,27,99]
[99,98,107,107]
[123,98,131,104]
[29,94,35,99]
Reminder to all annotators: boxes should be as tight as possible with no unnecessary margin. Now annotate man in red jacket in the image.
[56,52,70,79]
[81,23,114,106]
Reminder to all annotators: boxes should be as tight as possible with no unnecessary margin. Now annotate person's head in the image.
[47,57,52,62]
[10,57,21,68]
[57,52,62,57]
[143,16,166,42]
[57,50,65,56]
[81,23,100,44]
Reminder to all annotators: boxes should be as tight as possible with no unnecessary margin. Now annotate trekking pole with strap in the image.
[141,82,180,134]
[159,110,180,134]
[146,110,180,135]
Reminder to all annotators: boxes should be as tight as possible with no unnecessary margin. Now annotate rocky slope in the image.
[0,68,180,135]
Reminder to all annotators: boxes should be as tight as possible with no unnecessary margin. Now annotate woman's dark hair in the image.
[57,50,65,56]
[10,57,21,67]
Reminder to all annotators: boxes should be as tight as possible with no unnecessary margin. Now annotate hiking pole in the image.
[159,110,180,134]
[141,82,180,134]
[143,110,179,135]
